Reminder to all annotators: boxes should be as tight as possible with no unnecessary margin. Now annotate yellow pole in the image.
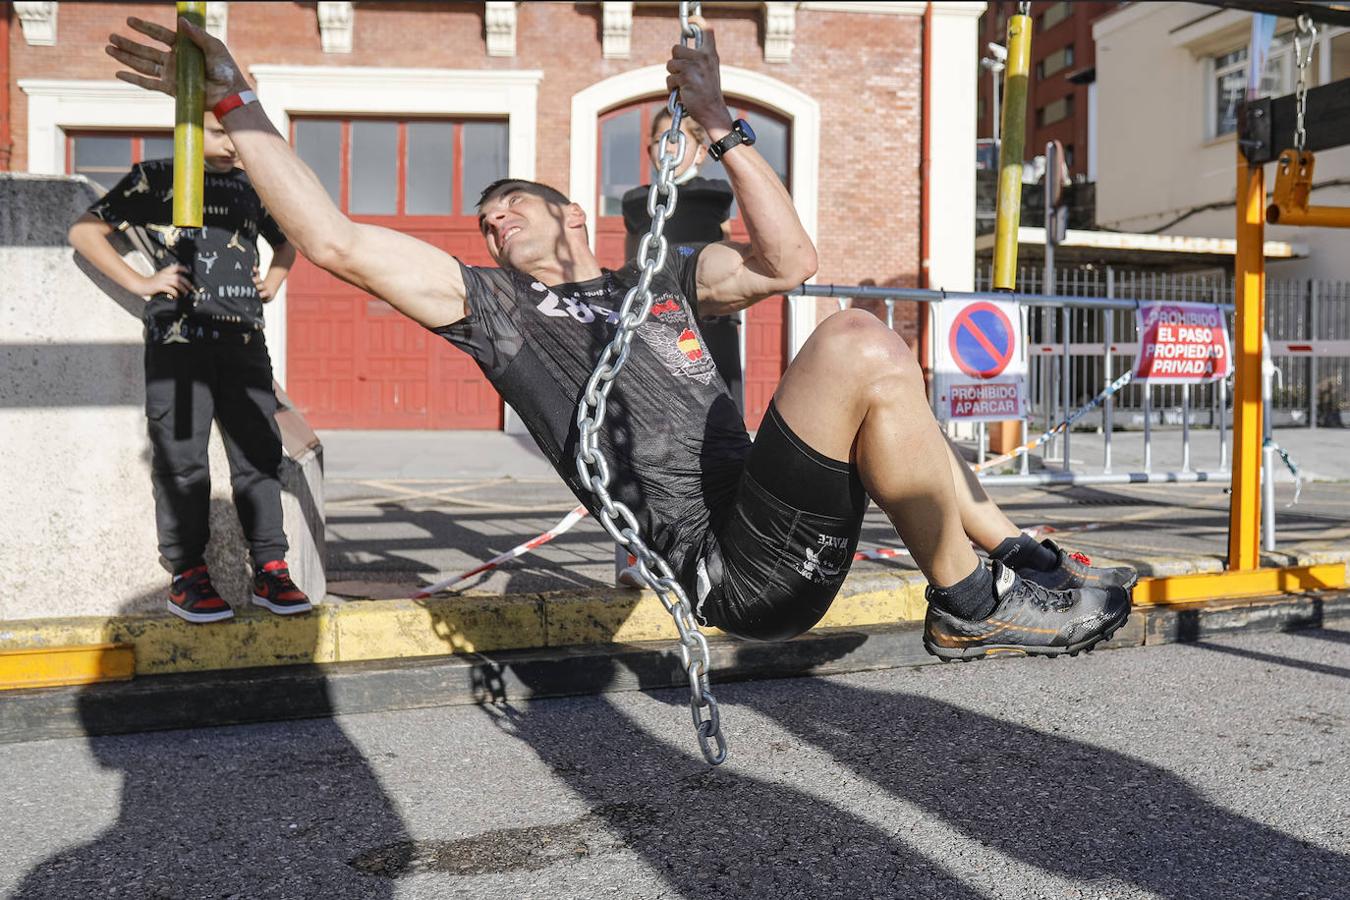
[1228,152,1265,571]
[173,2,206,228]
[992,12,1032,291]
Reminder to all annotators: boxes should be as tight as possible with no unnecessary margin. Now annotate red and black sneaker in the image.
[168,565,234,624]
[252,561,312,615]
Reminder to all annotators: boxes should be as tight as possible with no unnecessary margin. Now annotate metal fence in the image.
[974,266,1350,429]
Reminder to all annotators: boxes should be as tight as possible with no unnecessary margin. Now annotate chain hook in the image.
[1293,14,1317,152]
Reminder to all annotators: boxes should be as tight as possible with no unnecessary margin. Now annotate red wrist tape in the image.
[212,90,257,120]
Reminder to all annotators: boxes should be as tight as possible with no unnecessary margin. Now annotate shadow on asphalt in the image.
[347,661,1350,898]
[1191,639,1350,680]
[11,600,408,900]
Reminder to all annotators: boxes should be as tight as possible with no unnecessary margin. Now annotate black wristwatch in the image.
[707,118,756,162]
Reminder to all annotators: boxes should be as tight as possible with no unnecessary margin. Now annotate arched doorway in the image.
[594,97,793,430]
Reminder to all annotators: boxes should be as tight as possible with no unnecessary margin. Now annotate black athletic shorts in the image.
[695,402,868,641]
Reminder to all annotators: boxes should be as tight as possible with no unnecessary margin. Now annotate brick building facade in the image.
[6,1,982,430]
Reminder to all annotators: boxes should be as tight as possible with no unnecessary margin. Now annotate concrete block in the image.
[0,174,325,621]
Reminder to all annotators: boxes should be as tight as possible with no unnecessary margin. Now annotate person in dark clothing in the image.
[621,109,742,414]
[108,14,1136,661]
[68,112,311,624]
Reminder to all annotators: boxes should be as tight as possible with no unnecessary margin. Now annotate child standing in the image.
[68,112,311,623]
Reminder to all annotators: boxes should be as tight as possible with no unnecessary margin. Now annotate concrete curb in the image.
[1,590,1346,745]
[1,554,1346,679]
[0,576,931,677]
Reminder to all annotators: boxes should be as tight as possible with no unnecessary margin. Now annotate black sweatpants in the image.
[144,336,287,574]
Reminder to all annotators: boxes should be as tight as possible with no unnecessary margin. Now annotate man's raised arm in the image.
[106,16,467,329]
[666,19,817,316]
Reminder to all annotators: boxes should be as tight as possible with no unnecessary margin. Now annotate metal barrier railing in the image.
[787,272,1350,551]
[788,283,1238,491]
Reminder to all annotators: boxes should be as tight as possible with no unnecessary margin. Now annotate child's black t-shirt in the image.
[87,158,287,337]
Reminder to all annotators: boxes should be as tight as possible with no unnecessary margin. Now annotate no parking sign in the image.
[934,299,1027,422]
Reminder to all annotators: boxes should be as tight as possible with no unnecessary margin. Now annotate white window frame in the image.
[570,64,821,355]
[1207,31,1304,141]
[1208,45,1248,140]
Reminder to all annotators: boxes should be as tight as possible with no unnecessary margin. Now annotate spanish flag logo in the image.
[677,328,704,362]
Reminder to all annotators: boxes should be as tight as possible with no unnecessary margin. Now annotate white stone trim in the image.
[247,65,542,388]
[570,64,820,353]
[763,2,797,64]
[484,2,518,58]
[602,2,634,60]
[14,2,58,46]
[19,79,174,175]
[317,1,354,54]
[797,1,984,17]
[927,3,980,294]
[206,2,228,42]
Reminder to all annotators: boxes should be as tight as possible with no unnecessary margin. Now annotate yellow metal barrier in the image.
[1266,149,1350,227]
[1229,154,1266,571]
[1135,564,1346,607]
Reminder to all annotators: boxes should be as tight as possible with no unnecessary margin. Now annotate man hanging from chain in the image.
[106,13,1134,673]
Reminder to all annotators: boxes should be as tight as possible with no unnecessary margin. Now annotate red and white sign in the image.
[933,299,1027,422]
[1132,302,1232,384]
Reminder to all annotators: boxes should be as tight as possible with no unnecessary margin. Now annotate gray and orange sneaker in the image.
[1016,539,1138,592]
[251,561,312,615]
[168,565,234,624]
[924,561,1131,661]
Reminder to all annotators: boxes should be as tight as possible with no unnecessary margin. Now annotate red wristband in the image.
[212,90,257,120]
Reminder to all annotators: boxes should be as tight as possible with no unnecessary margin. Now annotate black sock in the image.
[990,534,1058,572]
[927,562,997,620]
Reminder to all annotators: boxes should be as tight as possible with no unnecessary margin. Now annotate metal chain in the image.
[572,0,726,766]
[1018,2,1030,16]
[1294,14,1317,152]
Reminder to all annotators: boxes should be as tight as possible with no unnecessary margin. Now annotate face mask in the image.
[673,163,700,186]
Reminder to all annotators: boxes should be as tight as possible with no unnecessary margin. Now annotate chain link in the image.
[1294,14,1317,152]
[572,0,726,766]
[1017,1,1030,17]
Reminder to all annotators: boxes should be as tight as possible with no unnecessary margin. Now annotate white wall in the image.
[1093,2,1350,281]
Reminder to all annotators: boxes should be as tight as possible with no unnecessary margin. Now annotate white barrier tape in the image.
[1264,438,1304,506]
[412,505,591,599]
[973,370,1135,474]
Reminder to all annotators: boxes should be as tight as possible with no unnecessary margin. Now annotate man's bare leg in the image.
[769,310,1132,656]
[941,436,1021,551]
[771,310,979,588]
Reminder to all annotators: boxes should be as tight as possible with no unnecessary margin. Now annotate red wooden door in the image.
[595,100,792,430]
[287,118,507,429]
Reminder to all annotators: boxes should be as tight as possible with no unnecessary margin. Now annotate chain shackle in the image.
[1293,14,1317,152]
[571,0,726,766]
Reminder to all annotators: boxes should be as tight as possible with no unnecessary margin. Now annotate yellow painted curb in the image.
[3,561,1341,680]
[0,576,933,678]
[0,643,135,690]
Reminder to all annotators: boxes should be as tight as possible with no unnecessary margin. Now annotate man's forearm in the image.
[217,102,354,266]
[709,129,813,280]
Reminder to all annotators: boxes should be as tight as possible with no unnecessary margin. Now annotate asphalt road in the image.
[3,624,1347,899]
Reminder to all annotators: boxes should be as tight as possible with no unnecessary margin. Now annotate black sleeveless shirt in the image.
[433,245,751,586]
